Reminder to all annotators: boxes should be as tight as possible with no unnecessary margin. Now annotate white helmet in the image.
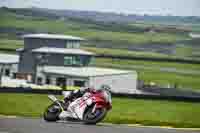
[100,84,111,92]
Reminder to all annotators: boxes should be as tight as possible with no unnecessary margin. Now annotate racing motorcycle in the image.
[43,88,112,124]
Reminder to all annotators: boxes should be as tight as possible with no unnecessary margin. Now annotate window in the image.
[64,56,73,65]
[12,73,17,79]
[56,77,66,89]
[66,41,80,49]
[37,77,43,85]
[46,76,51,84]
[72,56,81,65]
[64,56,82,66]
[74,80,85,87]
[5,69,10,76]
[66,41,73,48]
[73,43,80,48]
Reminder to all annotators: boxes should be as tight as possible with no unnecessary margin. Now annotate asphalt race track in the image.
[0,117,199,133]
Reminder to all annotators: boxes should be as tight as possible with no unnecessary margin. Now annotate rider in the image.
[63,85,111,102]
[59,85,111,119]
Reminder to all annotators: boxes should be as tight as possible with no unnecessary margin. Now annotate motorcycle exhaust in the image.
[48,95,58,102]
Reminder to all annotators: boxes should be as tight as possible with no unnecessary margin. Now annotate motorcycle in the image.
[43,89,112,124]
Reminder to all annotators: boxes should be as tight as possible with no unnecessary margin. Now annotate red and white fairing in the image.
[63,90,112,120]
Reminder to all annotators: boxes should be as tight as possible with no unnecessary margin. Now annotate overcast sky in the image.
[1,0,200,16]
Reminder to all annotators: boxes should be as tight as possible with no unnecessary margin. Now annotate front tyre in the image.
[43,103,61,122]
[83,106,107,125]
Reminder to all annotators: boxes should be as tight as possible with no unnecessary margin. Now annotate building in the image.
[0,54,19,78]
[12,33,137,93]
[16,34,85,81]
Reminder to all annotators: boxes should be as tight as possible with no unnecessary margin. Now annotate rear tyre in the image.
[43,103,61,122]
[83,106,107,125]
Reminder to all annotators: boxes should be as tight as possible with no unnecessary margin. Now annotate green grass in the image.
[93,58,200,90]
[187,24,200,33]
[94,58,200,71]
[0,9,188,44]
[175,46,193,57]
[0,38,199,90]
[0,39,199,61]
[83,47,172,58]
[138,70,200,90]
[0,39,23,50]
[0,93,200,128]
[0,93,52,117]
[105,97,200,128]
[0,39,176,59]
[84,46,200,61]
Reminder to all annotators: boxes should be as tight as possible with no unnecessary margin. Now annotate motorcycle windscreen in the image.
[102,90,112,104]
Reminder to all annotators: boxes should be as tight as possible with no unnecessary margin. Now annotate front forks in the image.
[92,104,97,113]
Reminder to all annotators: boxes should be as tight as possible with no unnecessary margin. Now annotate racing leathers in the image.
[64,87,95,102]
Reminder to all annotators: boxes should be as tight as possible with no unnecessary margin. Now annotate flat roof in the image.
[0,54,19,64]
[42,66,135,77]
[32,47,94,56]
[16,48,24,52]
[22,33,85,41]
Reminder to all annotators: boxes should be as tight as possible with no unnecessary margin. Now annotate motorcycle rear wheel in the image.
[83,106,107,125]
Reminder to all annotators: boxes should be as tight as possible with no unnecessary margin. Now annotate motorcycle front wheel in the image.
[43,103,61,122]
[83,105,107,125]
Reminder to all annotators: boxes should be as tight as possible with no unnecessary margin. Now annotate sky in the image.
[0,0,200,16]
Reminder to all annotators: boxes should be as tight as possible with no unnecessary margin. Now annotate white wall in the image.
[37,66,89,86]
[89,72,138,94]
[36,66,138,94]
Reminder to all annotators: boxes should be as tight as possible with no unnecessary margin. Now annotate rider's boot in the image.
[59,111,73,120]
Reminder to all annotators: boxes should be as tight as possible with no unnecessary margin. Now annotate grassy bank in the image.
[0,93,199,128]
[94,58,200,90]
[83,47,173,59]
[94,58,200,72]
[0,39,23,50]
[0,9,187,44]
[83,47,200,61]
[0,39,198,61]
[0,39,199,90]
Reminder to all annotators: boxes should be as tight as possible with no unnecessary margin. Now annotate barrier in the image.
[1,87,200,102]
[0,87,63,95]
[112,93,200,103]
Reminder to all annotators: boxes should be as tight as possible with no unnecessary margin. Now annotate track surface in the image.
[0,117,199,133]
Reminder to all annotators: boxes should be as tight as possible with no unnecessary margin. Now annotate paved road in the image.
[0,117,199,133]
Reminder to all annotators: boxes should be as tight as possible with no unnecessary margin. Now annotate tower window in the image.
[74,80,85,87]
[5,69,10,76]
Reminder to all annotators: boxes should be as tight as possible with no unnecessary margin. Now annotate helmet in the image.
[100,84,111,92]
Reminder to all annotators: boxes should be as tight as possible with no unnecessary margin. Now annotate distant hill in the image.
[0,7,200,59]
[0,7,191,36]
[1,6,200,25]
[31,7,200,25]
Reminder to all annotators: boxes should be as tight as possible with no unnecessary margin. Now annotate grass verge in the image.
[93,58,200,91]
[0,93,199,128]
